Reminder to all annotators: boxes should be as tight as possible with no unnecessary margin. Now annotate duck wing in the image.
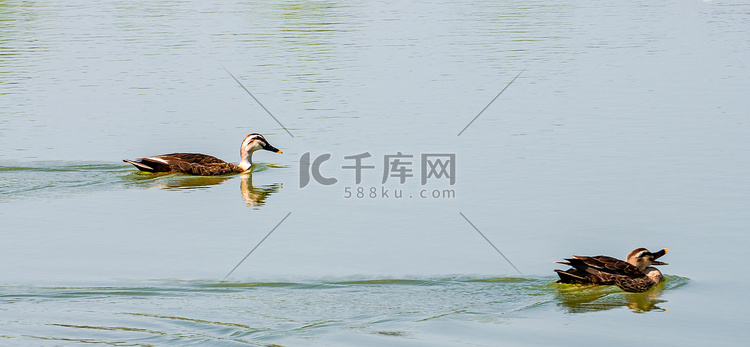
[555,257,624,285]
[560,256,656,292]
[154,153,227,165]
[572,255,645,278]
[124,153,243,175]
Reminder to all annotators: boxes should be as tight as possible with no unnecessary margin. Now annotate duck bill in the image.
[651,248,668,260]
[264,144,283,154]
[651,260,668,266]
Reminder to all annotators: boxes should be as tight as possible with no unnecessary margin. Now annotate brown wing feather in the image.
[573,255,644,277]
[558,256,656,292]
[132,153,243,175]
[156,153,228,165]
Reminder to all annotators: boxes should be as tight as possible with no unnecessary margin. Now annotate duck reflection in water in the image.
[553,280,667,313]
[124,170,281,208]
[239,172,282,208]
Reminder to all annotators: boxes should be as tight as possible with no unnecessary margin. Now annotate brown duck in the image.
[123,133,282,176]
[555,248,668,292]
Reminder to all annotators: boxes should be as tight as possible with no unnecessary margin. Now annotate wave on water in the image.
[0,276,690,345]
[0,275,687,301]
[0,162,132,200]
[0,161,282,204]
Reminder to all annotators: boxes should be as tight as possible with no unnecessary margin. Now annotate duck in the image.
[123,133,282,176]
[555,248,668,293]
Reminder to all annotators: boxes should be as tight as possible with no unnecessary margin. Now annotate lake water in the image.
[1,0,749,345]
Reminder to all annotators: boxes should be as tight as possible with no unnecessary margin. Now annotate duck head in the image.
[239,133,282,170]
[627,248,669,271]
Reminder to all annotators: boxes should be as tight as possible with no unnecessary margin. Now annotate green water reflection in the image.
[552,275,689,313]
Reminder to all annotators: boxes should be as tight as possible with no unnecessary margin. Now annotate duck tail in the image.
[555,257,597,284]
[123,159,155,172]
[555,269,588,283]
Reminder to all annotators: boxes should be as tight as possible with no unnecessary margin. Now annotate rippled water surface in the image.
[1,276,690,345]
[2,0,749,345]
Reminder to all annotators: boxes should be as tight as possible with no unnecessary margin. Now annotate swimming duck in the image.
[123,133,282,176]
[555,248,668,293]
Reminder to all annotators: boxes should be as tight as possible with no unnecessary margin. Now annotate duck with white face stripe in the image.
[123,133,282,176]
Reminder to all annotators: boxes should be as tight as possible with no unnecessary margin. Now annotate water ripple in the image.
[0,276,689,345]
[0,161,283,206]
